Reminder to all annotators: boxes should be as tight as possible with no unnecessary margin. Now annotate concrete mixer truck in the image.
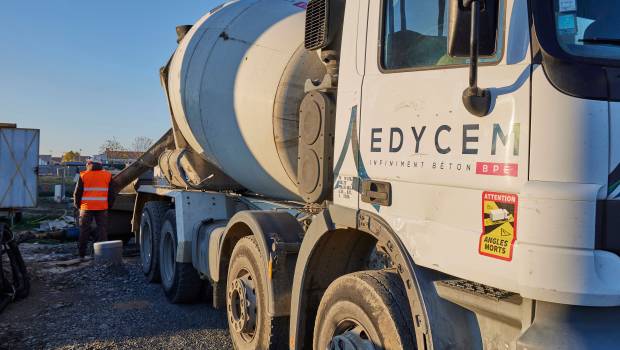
[120,0,620,348]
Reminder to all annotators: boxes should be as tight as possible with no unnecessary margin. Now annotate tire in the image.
[1,226,29,300]
[5,239,29,300]
[313,270,416,350]
[159,209,202,303]
[226,236,287,350]
[139,202,169,283]
[0,225,29,314]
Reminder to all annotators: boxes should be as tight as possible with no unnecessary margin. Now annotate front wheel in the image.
[313,270,416,350]
[226,236,287,350]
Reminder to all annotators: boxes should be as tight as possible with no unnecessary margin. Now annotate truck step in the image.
[435,279,529,336]
[436,279,518,302]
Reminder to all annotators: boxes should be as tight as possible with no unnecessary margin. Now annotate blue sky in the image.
[0,1,219,156]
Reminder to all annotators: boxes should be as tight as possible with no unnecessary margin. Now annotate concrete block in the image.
[94,240,123,265]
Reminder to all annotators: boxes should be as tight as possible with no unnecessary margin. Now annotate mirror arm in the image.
[468,0,479,89]
[462,0,492,117]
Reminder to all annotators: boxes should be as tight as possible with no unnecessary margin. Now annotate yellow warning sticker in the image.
[479,192,518,261]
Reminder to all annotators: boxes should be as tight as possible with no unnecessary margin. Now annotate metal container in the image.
[0,126,40,208]
[167,0,325,200]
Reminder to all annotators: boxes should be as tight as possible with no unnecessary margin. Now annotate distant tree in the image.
[132,136,153,152]
[61,151,81,163]
[99,137,126,153]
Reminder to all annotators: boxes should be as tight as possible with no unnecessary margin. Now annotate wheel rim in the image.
[140,220,152,269]
[227,269,257,342]
[328,319,375,350]
[161,231,175,286]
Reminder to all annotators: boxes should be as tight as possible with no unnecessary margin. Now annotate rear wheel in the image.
[313,270,416,350]
[226,236,287,350]
[139,202,169,283]
[159,209,202,303]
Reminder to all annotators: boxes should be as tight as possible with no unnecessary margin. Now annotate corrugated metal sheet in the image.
[0,128,40,208]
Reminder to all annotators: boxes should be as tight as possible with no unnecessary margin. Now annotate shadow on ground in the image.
[0,242,232,350]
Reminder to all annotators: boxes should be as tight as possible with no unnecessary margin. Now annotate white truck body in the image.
[331,0,618,307]
[166,1,324,199]
[134,0,620,349]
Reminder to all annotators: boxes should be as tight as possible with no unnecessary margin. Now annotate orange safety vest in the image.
[79,170,112,211]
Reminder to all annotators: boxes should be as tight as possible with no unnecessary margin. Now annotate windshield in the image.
[553,0,620,60]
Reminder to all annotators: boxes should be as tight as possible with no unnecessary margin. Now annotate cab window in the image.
[553,0,620,60]
[381,0,504,70]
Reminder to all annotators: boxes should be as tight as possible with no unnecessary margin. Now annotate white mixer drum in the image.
[167,0,325,200]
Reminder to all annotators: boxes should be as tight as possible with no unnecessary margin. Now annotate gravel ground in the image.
[0,242,233,350]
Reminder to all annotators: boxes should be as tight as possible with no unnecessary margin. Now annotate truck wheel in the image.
[226,236,287,350]
[139,202,169,283]
[159,209,202,303]
[313,270,416,350]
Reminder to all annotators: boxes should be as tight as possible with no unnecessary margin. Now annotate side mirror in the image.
[448,0,499,57]
[448,0,499,117]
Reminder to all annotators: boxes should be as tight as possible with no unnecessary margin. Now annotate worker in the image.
[73,160,114,259]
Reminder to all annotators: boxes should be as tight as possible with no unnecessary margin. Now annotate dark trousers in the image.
[78,210,108,257]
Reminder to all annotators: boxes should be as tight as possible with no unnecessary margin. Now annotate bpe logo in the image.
[476,162,518,177]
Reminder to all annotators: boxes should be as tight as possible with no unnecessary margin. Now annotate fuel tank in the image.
[166,0,325,200]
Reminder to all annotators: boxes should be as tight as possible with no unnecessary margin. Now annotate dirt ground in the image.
[0,232,233,349]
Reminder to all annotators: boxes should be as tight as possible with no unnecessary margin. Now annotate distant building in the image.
[92,153,106,164]
[38,155,81,176]
[39,154,52,166]
[76,155,91,163]
[95,149,142,165]
[55,155,90,165]
[61,162,85,176]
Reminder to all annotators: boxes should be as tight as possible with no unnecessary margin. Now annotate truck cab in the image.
[133,1,620,349]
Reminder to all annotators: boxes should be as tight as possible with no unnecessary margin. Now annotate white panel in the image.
[171,191,233,263]
[530,67,609,185]
[355,0,369,75]
[0,128,39,208]
[332,0,365,210]
[515,245,620,306]
[519,181,600,250]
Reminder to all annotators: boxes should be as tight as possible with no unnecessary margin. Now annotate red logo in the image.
[294,2,307,9]
[476,162,518,177]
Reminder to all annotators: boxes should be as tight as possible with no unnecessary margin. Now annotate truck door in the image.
[359,0,533,284]
[332,0,370,210]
